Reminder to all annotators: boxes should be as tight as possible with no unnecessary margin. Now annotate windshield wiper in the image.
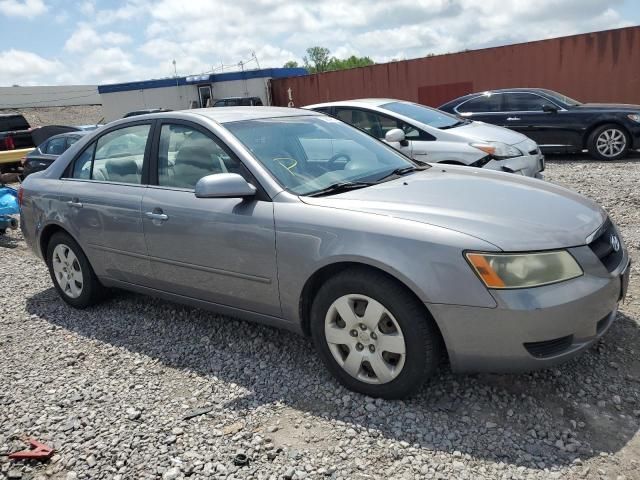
[440,120,467,129]
[306,181,375,197]
[376,164,427,182]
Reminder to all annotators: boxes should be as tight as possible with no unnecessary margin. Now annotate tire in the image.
[588,124,630,161]
[310,268,441,399]
[46,231,105,308]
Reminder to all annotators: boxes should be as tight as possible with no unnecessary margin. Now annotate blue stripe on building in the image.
[98,67,308,94]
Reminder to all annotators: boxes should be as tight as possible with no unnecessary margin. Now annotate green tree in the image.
[303,46,331,73]
[283,60,299,68]
[327,55,374,70]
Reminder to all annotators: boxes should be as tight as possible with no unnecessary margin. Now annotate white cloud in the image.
[0,0,47,18]
[0,49,62,85]
[64,24,132,53]
[0,0,636,86]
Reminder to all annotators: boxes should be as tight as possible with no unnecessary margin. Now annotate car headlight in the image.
[471,141,522,159]
[465,250,583,289]
[627,114,640,123]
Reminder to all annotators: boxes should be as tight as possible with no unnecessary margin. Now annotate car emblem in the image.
[610,234,620,252]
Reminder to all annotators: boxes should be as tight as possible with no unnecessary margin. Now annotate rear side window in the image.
[70,124,151,184]
[503,93,551,112]
[457,94,503,113]
[45,137,67,155]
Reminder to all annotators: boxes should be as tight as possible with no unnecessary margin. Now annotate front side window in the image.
[70,124,150,183]
[457,94,503,113]
[45,137,67,155]
[225,115,418,196]
[503,93,549,112]
[157,124,244,189]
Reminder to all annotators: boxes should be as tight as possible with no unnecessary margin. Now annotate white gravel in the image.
[1,158,639,480]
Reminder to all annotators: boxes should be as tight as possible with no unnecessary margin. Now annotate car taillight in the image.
[4,136,15,150]
[18,185,24,207]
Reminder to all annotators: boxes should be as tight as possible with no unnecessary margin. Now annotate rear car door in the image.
[454,93,508,126]
[60,122,154,286]
[141,120,280,317]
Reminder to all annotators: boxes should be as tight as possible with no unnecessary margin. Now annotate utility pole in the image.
[239,60,249,97]
[172,59,180,108]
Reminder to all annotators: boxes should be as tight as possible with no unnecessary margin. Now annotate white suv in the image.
[305,99,544,178]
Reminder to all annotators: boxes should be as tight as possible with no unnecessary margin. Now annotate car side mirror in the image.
[194,173,257,198]
[542,104,558,113]
[385,128,409,146]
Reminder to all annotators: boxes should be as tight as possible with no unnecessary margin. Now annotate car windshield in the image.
[540,89,582,106]
[225,115,420,196]
[380,101,464,129]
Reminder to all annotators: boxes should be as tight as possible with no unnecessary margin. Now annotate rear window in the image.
[0,115,30,132]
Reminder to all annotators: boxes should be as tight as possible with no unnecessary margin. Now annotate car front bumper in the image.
[428,246,629,373]
[483,151,545,179]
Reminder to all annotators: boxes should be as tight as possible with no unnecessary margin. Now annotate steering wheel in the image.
[327,153,352,170]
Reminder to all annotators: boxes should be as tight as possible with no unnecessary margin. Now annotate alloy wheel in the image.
[596,128,626,158]
[52,244,84,298]
[324,294,406,384]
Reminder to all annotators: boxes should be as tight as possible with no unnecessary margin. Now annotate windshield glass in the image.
[225,115,418,196]
[540,89,582,106]
[380,101,462,128]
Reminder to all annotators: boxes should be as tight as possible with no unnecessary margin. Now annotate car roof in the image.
[46,131,88,141]
[305,98,401,109]
[179,106,322,123]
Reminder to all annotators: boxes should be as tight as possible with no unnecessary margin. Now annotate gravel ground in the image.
[1,158,639,480]
[0,106,104,128]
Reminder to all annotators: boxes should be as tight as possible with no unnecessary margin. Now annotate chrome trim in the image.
[454,91,566,115]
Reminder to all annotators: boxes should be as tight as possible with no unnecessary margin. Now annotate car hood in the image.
[445,120,529,146]
[301,167,606,251]
[575,103,640,112]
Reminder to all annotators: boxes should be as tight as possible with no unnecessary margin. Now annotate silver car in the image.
[305,99,545,178]
[20,107,629,399]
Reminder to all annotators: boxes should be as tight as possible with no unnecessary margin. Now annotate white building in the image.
[98,67,307,121]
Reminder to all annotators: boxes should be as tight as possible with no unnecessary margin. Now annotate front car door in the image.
[501,92,579,150]
[60,122,154,285]
[141,120,280,317]
[333,107,414,158]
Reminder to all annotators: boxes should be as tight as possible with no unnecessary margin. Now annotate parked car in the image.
[213,96,263,107]
[306,99,544,178]
[22,131,88,178]
[0,113,36,173]
[123,108,172,118]
[20,107,629,398]
[439,88,640,160]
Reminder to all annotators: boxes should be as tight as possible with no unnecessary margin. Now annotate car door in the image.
[60,122,154,286]
[501,92,575,148]
[333,107,413,158]
[454,93,508,126]
[141,120,281,317]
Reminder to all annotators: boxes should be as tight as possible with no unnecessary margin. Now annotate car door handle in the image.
[506,117,521,121]
[67,199,83,208]
[145,211,169,221]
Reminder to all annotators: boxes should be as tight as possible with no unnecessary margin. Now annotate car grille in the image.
[588,219,624,272]
[524,335,573,358]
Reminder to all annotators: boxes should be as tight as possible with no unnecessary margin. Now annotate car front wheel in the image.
[588,124,630,160]
[310,268,441,399]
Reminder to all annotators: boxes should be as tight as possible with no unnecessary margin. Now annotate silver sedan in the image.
[20,107,629,398]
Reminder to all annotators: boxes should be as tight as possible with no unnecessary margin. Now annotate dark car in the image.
[22,131,88,178]
[439,88,640,160]
[212,96,263,107]
[0,113,35,151]
[123,108,172,118]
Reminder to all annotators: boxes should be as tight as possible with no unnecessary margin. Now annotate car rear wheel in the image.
[46,232,105,308]
[310,268,441,399]
[588,124,629,160]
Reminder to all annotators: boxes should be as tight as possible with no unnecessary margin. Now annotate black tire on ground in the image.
[310,267,442,399]
[46,231,106,308]
[587,124,630,161]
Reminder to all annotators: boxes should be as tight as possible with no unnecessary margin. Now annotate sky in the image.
[0,0,638,87]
